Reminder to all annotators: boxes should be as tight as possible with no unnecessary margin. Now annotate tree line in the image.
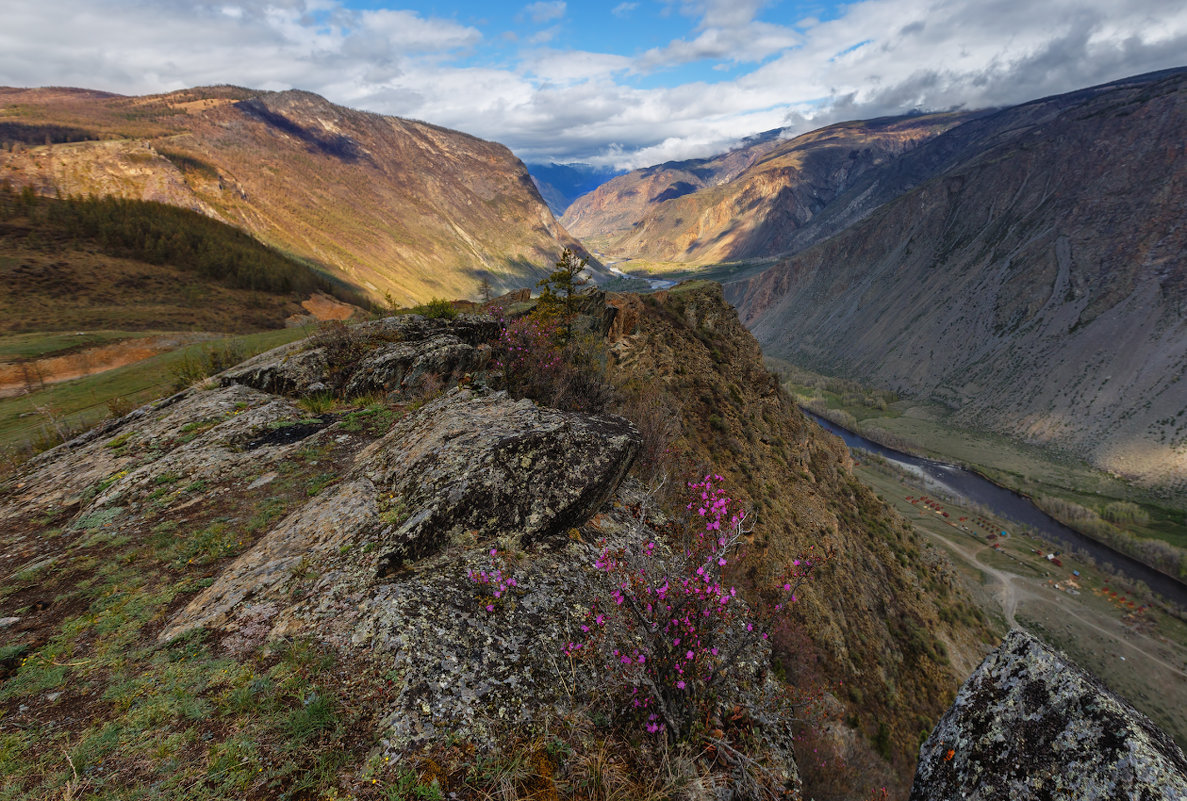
[0,184,370,306]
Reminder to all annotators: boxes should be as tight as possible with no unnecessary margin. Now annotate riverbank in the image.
[771,358,1187,581]
[802,408,1187,613]
[850,456,1187,749]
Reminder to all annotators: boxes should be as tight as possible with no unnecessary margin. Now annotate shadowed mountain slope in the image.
[728,68,1187,496]
[0,85,585,305]
[0,189,369,333]
[526,162,624,216]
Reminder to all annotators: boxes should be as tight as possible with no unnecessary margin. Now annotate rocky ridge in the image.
[0,294,815,797]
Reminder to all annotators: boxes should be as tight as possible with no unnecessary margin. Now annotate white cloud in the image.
[359,9,481,52]
[525,49,633,84]
[612,2,638,18]
[521,1,566,25]
[1,0,1185,169]
[640,0,801,67]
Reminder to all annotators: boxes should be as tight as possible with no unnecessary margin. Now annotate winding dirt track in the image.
[935,526,1187,680]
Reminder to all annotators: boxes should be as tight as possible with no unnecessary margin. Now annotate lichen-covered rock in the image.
[160,387,641,643]
[355,313,500,346]
[362,386,641,568]
[910,628,1187,801]
[220,344,330,396]
[158,479,379,640]
[221,314,500,399]
[341,334,487,397]
[0,384,289,525]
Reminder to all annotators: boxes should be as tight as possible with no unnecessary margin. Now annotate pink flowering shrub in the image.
[491,314,562,395]
[487,307,614,413]
[567,475,827,742]
[467,548,518,613]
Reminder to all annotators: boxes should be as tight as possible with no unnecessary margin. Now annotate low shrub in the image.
[410,298,458,320]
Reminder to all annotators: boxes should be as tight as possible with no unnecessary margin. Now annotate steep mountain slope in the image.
[561,128,786,243]
[604,284,993,792]
[729,68,1187,495]
[562,115,970,264]
[0,85,584,304]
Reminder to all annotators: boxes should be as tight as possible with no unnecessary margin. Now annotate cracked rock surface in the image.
[161,386,641,642]
[362,387,641,567]
[221,314,499,398]
[910,628,1187,801]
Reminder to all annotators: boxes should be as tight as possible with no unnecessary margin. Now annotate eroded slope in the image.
[730,68,1187,495]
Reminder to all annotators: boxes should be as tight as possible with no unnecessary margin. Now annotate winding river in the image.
[803,410,1187,608]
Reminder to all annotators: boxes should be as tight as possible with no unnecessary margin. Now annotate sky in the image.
[1,0,1185,168]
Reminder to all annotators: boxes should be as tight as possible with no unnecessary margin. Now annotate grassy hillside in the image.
[0,186,370,333]
[602,284,995,797]
[0,187,366,468]
[0,328,307,465]
[0,85,586,306]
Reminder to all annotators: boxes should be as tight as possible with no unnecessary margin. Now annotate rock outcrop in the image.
[221,314,500,398]
[363,389,640,568]
[911,629,1187,801]
[161,385,641,640]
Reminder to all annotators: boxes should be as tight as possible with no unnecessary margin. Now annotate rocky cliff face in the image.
[562,115,968,264]
[0,85,585,304]
[729,68,1187,494]
[911,629,1187,800]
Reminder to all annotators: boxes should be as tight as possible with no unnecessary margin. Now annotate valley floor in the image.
[768,357,1187,563]
[0,328,309,464]
[852,459,1187,749]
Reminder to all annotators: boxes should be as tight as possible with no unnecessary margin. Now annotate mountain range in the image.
[0,85,584,306]
[563,68,1187,496]
[727,69,1187,494]
[562,114,975,265]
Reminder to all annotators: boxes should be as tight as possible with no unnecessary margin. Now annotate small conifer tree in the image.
[536,248,589,337]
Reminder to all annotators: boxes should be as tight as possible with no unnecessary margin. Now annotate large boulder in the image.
[219,343,330,397]
[341,334,487,397]
[361,386,641,569]
[354,313,500,346]
[161,387,641,641]
[910,628,1187,801]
